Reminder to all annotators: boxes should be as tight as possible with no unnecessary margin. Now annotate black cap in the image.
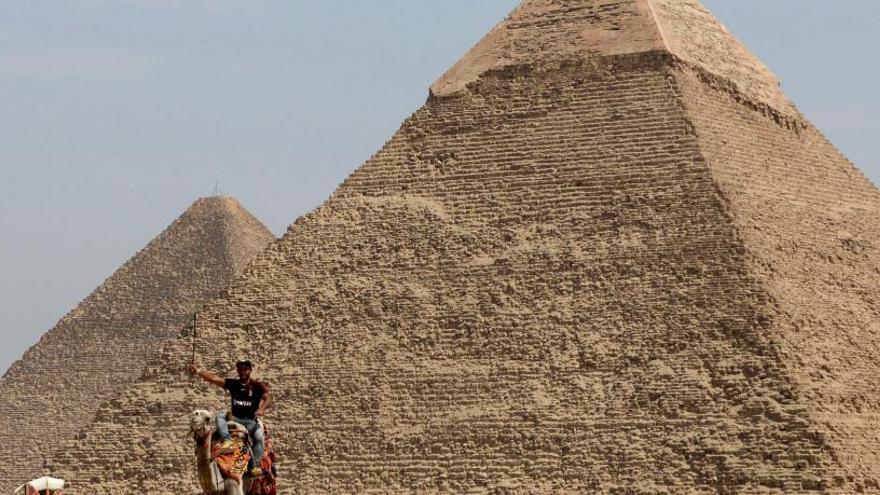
[235,360,253,370]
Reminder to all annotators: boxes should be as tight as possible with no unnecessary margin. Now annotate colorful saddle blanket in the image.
[211,437,251,482]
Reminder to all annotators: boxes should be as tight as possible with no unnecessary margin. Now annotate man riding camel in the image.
[190,360,272,477]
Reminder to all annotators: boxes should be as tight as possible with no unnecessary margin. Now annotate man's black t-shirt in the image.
[224,378,268,420]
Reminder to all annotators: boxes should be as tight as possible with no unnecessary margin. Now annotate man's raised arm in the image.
[189,365,225,388]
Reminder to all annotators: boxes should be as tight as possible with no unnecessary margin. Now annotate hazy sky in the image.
[1,1,878,373]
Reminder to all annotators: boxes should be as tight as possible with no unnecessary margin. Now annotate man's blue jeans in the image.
[216,412,265,468]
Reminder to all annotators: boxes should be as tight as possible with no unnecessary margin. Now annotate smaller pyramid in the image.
[0,196,275,493]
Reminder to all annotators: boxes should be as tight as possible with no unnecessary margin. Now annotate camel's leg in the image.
[224,478,244,495]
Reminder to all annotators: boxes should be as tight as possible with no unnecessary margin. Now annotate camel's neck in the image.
[194,435,221,493]
[195,436,213,463]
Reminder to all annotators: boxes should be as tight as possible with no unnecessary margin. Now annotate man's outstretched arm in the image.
[189,365,225,388]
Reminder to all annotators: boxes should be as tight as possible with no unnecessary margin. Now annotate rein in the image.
[190,313,198,373]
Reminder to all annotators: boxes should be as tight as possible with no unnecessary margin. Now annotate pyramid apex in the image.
[433,0,794,114]
[185,195,250,219]
[191,194,239,207]
[179,195,276,271]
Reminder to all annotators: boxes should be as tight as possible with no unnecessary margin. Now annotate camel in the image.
[189,409,254,495]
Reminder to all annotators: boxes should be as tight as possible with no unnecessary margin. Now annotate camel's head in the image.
[190,409,215,440]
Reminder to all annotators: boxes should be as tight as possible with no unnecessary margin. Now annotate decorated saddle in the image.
[211,435,251,482]
[208,419,277,494]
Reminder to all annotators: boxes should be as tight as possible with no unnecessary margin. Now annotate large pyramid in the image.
[50,1,879,493]
[0,196,275,493]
